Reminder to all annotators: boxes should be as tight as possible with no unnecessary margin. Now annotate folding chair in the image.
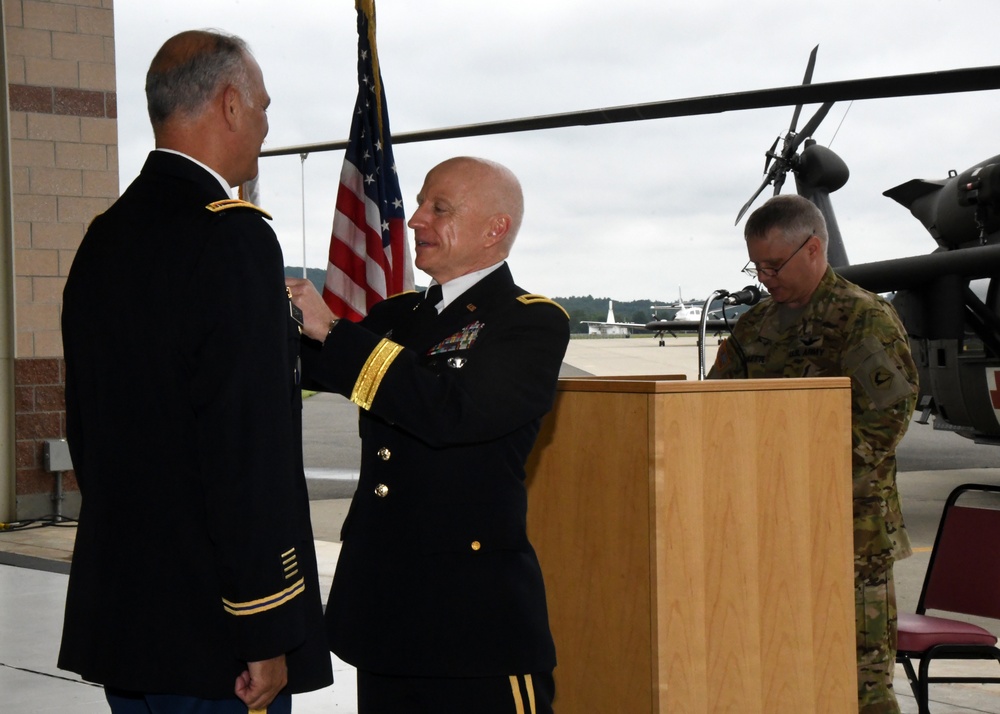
[896,483,1000,713]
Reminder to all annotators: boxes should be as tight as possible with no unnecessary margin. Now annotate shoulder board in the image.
[386,290,419,301]
[516,294,569,319]
[205,198,273,220]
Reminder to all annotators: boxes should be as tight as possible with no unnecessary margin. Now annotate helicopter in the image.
[735,47,1000,443]
[262,52,1000,442]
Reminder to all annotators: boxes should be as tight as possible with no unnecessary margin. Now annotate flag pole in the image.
[300,152,308,279]
[322,0,412,320]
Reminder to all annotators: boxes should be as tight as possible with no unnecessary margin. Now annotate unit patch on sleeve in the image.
[845,335,912,409]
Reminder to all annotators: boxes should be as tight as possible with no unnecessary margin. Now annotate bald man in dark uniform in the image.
[287,156,569,713]
[59,30,332,713]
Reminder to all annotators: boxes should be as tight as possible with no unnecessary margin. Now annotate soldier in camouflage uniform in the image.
[709,194,919,714]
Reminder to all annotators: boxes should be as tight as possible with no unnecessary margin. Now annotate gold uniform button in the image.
[375,483,389,498]
[377,447,391,461]
[470,540,481,551]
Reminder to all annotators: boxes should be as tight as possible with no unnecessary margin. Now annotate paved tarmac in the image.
[2,335,1000,712]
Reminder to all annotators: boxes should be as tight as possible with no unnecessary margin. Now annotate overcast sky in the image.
[113,0,1000,302]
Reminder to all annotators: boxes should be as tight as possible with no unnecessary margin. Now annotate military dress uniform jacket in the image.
[708,267,919,567]
[300,263,570,677]
[58,151,332,697]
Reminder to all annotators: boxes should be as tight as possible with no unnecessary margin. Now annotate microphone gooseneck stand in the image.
[698,289,727,381]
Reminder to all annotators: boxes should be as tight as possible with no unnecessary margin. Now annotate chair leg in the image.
[898,655,920,701]
[916,656,932,714]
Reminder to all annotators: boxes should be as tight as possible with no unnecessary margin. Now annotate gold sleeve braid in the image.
[351,338,404,410]
[221,578,305,617]
[221,547,305,617]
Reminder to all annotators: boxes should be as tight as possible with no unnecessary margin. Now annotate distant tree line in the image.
[284,267,666,334]
[284,266,328,294]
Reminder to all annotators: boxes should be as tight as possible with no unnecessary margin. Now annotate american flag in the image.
[323,0,413,321]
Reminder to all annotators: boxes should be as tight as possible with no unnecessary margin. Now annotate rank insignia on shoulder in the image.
[205,198,273,220]
[516,294,569,319]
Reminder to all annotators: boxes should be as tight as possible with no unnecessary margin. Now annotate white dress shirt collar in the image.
[155,148,233,197]
[427,261,506,313]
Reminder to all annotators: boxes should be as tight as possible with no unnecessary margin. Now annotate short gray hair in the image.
[145,30,251,127]
[744,194,828,253]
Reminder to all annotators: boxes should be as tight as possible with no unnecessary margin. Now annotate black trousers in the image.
[357,670,555,714]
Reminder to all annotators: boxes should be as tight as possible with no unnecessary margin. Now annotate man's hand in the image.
[234,654,288,710]
[285,278,337,342]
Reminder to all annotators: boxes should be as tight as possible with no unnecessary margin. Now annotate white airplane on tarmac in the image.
[580,300,644,336]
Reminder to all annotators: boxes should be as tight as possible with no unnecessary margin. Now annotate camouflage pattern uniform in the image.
[709,267,918,714]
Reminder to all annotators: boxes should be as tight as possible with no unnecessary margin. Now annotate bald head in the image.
[408,156,526,284]
[430,157,524,247]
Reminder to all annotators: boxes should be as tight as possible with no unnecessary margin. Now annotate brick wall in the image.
[14,357,76,515]
[5,0,117,518]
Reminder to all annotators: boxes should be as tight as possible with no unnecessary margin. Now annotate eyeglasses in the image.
[742,235,814,279]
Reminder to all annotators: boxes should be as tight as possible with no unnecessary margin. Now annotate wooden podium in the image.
[525,376,857,713]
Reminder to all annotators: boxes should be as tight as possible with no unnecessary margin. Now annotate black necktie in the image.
[422,284,443,314]
[396,284,443,343]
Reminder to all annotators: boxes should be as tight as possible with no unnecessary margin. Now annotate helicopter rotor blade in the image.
[736,166,779,224]
[788,101,835,153]
[261,65,1000,158]
[740,47,824,223]
[787,45,819,134]
[763,135,779,173]
[756,100,833,212]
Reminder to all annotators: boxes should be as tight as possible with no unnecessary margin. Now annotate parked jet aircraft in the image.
[644,295,755,346]
[666,296,704,323]
[580,300,645,336]
[578,296,744,344]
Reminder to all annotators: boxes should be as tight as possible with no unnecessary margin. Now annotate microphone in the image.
[722,285,762,306]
